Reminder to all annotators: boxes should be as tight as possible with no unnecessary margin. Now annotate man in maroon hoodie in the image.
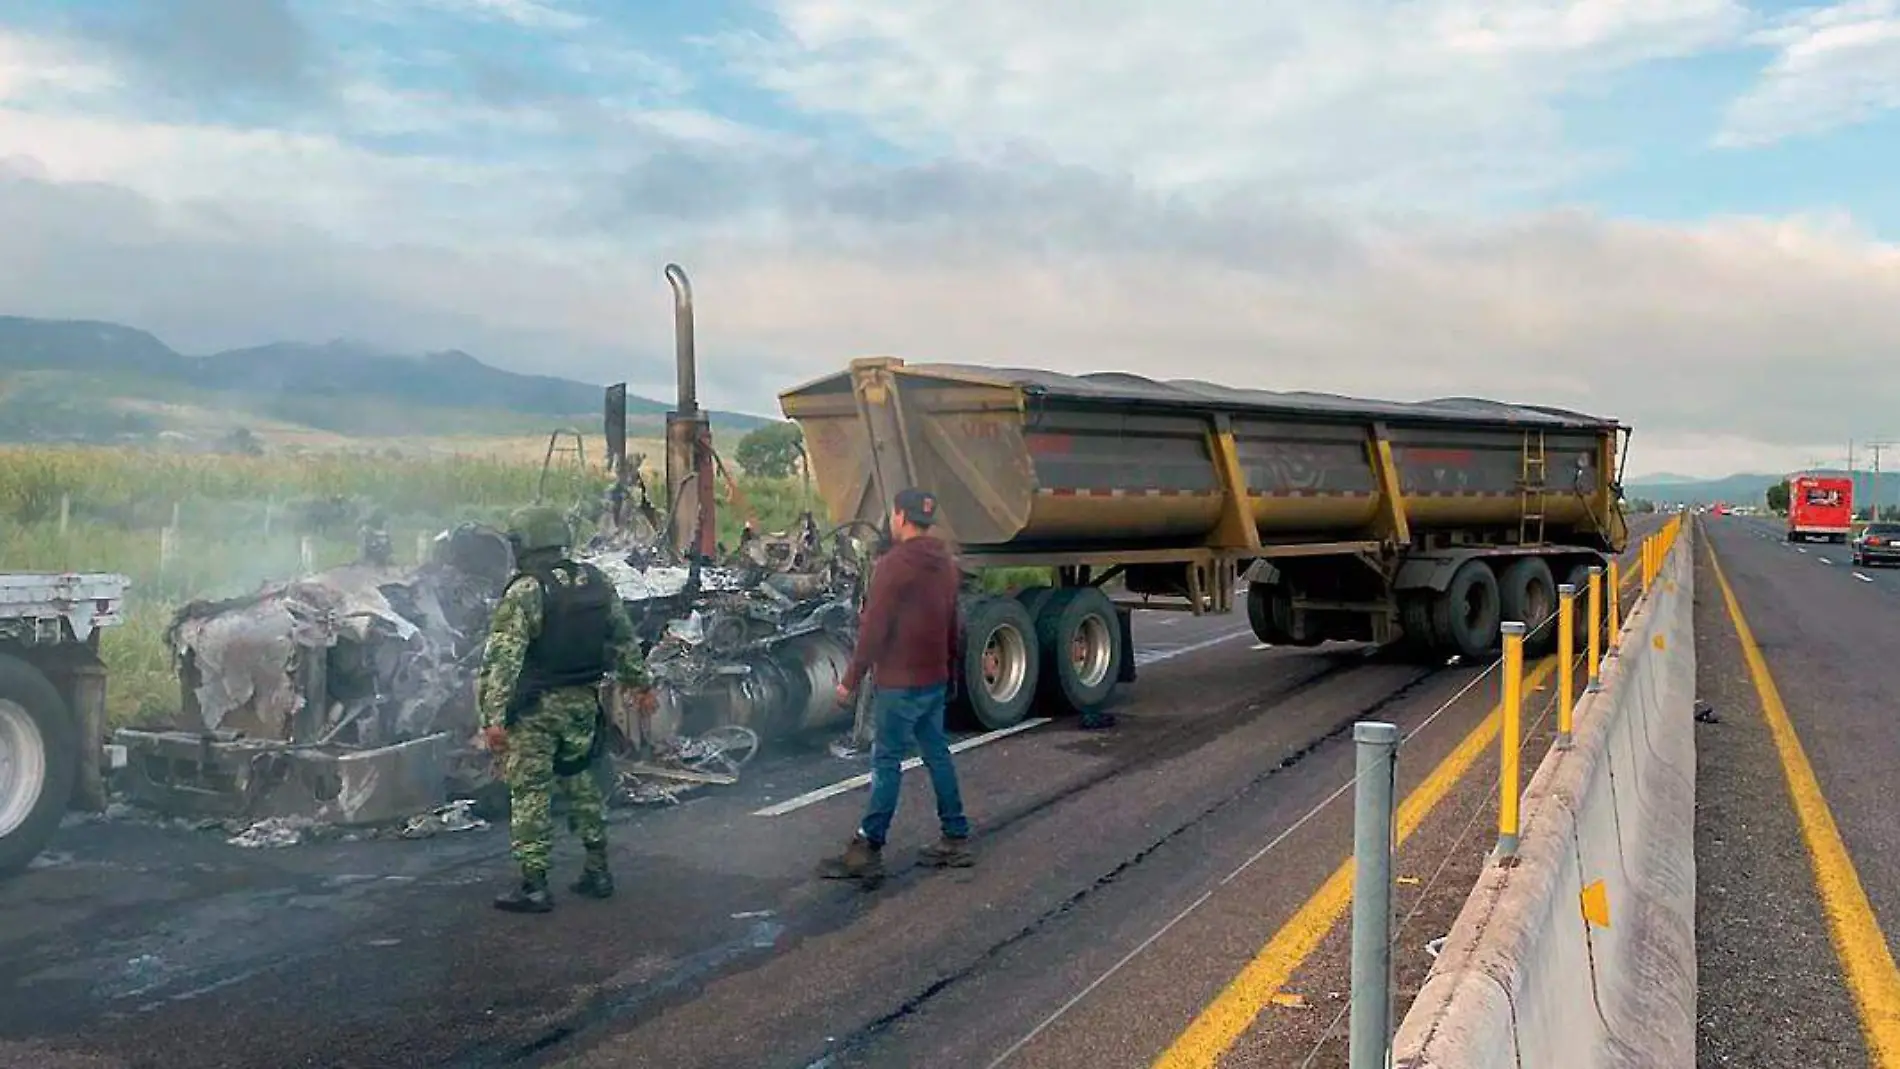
[818,487,972,882]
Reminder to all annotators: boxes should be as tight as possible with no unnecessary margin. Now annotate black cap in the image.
[893,487,940,527]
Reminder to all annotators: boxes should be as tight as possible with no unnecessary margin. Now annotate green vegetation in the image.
[1765,480,1789,514]
[735,421,805,479]
[0,446,821,728]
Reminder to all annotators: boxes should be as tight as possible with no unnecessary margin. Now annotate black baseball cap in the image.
[893,487,939,527]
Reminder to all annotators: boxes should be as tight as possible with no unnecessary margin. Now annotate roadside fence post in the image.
[1556,585,1576,750]
[1606,560,1621,658]
[1586,567,1604,693]
[1349,720,1399,1069]
[1496,622,1525,863]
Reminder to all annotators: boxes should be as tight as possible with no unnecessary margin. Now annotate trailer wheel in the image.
[1397,593,1439,659]
[1246,583,1323,647]
[1036,588,1123,714]
[0,653,76,876]
[1498,558,1557,654]
[1430,561,1501,660]
[958,596,1040,730]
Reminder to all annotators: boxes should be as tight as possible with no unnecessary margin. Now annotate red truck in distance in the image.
[1786,473,1854,543]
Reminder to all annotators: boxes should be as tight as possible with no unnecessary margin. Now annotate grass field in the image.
[0,444,830,727]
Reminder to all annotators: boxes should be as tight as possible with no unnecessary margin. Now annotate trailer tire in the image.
[1246,583,1323,647]
[1397,593,1439,659]
[1431,561,1501,660]
[1498,557,1557,654]
[0,653,76,876]
[958,596,1040,730]
[1037,588,1123,714]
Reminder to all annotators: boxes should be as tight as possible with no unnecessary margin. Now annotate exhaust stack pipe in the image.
[665,263,697,414]
[662,263,716,559]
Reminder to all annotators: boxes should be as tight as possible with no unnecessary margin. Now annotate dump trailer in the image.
[0,572,126,874]
[780,359,1629,729]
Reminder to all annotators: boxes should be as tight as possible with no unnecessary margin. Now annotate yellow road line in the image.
[1154,554,1647,1068]
[1707,541,1900,1063]
[1153,655,1562,1068]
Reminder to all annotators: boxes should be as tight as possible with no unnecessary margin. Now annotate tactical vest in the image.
[505,559,616,725]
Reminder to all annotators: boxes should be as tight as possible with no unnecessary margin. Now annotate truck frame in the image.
[781,359,1629,730]
[0,572,126,874]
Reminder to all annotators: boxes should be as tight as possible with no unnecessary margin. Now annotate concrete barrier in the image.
[1393,528,1697,1068]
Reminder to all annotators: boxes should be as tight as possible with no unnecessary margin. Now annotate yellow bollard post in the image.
[1587,566,1604,693]
[1498,620,1526,862]
[1557,584,1576,750]
[1606,559,1621,658]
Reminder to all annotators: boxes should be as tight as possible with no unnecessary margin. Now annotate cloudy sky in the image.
[2,0,1897,478]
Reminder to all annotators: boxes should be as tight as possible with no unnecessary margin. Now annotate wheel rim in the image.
[0,699,47,839]
[1070,614,1114,689]
[1526,581,1553,635]
[981,624,1030,705]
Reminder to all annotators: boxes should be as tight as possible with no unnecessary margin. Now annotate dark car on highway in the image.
[1852,522,1900,567]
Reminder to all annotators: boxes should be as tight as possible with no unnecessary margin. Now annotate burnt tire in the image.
[0,654,76,877]
[1498,557,1558,654]
[1430,561,1501,661]
[957,596,1040,731]
[1035,588,1123,714]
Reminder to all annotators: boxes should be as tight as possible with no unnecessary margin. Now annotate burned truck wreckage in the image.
[111,264,879,833]
[115,510,871,831]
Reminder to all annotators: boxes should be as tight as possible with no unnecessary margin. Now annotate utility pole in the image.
[1868,441,1897,521]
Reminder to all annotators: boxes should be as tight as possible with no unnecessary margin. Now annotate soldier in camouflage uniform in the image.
[478,505,651,914]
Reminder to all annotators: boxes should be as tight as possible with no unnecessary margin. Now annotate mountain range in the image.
[0,316,767,445]
[1625,470,1900,511]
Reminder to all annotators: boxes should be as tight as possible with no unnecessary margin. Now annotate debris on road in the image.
[400,799,488,839]
[228,816,318,849]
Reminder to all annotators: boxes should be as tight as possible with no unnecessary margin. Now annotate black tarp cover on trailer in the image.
[783,361,1623,433]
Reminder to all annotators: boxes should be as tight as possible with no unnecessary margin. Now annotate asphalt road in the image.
[0,533,1654,1069]
[1695,515,1900,1068]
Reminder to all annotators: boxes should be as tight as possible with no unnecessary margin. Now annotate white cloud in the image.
[3,7,1900,481]
[6,154,1898,479]
[411,0,590,31]
[0,28,119,103]
[722,0,1748,204]
[1719,0,1900,146]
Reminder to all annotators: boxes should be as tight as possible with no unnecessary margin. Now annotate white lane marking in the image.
[1820,557,1834,565]
[1798,547,1809,554]
[1856,572,1875,583]
[1251,642,1272,651]
[753,717,1054,817]
[1133,628,1253,667]
[1155,616,1182,627]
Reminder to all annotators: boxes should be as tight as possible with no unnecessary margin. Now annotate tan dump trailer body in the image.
[779,358,1629,729]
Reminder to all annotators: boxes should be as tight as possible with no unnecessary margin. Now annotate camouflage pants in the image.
[504,688,608,877]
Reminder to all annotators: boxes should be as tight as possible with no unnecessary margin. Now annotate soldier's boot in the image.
[918,834,974,868]
[494,869,554,914]
[816,833,884,882]
[570,845,614,899]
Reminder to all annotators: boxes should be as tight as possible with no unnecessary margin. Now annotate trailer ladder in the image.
[1518,430,1548,546]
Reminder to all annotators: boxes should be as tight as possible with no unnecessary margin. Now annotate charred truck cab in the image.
[781,359,1629,729]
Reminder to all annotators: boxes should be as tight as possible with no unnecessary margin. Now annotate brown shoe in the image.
[919,835,974,868]
[817,834,884,881]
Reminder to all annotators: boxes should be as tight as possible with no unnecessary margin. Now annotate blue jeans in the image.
[858,683,969,847]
